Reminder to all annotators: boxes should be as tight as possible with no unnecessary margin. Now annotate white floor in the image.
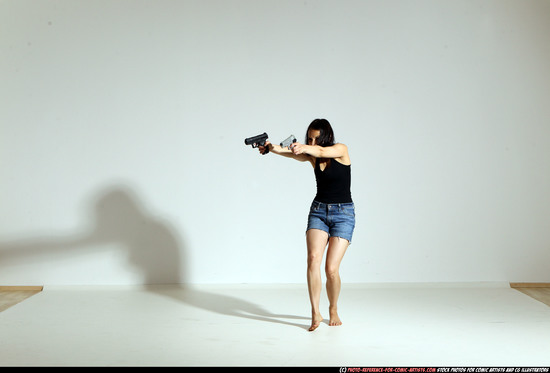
[1,283,550,367]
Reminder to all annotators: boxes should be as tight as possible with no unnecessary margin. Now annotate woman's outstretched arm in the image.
[290,143,350,163]
[259,140,315,166]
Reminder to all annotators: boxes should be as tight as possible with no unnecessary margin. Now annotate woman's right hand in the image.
[259,140,272,155]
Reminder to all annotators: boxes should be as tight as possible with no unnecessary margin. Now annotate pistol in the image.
[244,132,269,154]
[280,135,296,149]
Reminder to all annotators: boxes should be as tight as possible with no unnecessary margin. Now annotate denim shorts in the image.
[306,200,356,243]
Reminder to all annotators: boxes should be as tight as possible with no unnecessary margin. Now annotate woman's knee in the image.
[307,252,323,268]
[325,264,340,279]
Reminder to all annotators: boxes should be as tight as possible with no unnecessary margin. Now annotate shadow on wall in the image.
[0,186,183,284]
[0,185,309,329]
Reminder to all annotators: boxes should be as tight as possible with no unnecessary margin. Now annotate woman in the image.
[259,118,355,331]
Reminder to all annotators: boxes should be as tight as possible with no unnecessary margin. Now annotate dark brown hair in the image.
[305,118,335,147]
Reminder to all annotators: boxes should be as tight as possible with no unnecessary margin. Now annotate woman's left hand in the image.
[290,142,307,155]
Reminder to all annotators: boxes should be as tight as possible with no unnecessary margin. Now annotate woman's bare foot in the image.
[329,306,342,326]
[309,313,323,331]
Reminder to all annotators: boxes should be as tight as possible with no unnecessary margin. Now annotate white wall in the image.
[2,0,550,285]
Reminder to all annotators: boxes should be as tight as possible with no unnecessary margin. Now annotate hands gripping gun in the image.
[244,132,269,154]
[280,135,296,149]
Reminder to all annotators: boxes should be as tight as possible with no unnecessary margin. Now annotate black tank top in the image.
[314,158,352,203]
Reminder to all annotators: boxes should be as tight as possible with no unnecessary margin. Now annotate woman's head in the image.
[306,118,334,147]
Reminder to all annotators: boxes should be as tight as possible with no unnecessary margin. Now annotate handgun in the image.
[244,132,269,154]
[280,135,296,149]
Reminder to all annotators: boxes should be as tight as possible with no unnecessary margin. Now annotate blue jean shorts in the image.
[306,200,356,243]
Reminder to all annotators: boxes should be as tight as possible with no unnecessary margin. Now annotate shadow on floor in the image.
[146,285,310,330]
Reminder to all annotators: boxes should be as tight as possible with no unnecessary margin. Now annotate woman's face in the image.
[307,129,321,146]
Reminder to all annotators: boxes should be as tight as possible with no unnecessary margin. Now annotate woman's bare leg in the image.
[325,237,349,326]
[306,229,329,331]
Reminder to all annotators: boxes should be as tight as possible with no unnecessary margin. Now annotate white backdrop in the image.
[2,0,550,285]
